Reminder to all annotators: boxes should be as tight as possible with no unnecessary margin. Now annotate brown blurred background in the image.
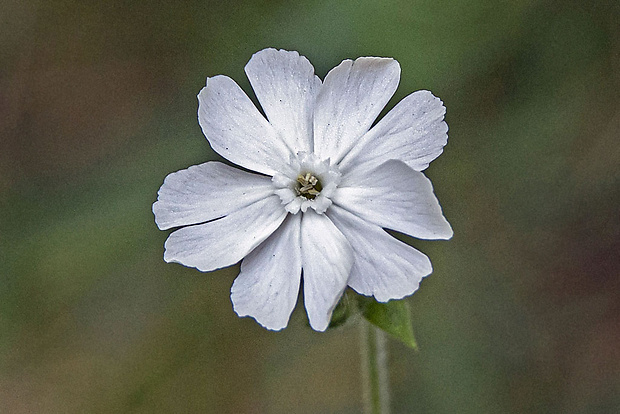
[1,0,619,412]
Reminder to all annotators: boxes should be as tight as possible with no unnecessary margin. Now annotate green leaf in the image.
[357,296,418,350]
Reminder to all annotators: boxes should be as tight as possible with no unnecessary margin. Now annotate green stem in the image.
[360,320,390,414]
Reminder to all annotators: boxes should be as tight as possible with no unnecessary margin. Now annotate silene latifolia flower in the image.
[153,48,452,332]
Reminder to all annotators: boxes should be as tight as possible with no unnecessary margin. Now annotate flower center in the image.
[296,172,322,200]
[272,152,341,215]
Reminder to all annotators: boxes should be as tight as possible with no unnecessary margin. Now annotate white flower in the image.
[153,48,452,332]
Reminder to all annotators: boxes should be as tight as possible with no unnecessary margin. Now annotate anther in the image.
[296,172,322,199]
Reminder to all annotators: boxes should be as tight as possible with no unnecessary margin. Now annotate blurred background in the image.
[1,0,619,412]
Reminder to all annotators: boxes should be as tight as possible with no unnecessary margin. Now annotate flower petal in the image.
[153,162,274,230]
[198,75,292,176]
[327,206,432,302]
[163,196,287,272]
[300,211,353,331]
[313,57,401,163]
[333,160,453,240]
[231,214,302,331]
[245,48,321,153]
[339,90,448,174]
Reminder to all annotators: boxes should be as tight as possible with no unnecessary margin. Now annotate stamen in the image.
[296,172,322,199]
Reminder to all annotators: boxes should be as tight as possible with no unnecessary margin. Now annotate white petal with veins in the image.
[328,206,432,302]
[339,90,448,174]
[231,214,302,331]
[300,211,353,331]
[164,196,287,272]
[313,57,401,164]
[245,48,321,153]
[334,160,453,240]
[153,162,274,230]
[198,75,292,176]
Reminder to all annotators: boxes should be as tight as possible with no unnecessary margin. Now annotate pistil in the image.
[296,172,322,199]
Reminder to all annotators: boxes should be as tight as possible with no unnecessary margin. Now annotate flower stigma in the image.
[296,172,322,200]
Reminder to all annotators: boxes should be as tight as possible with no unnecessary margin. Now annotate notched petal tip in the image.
[198,74,227,96]
[152,185,180,232]
[152,176,178,231]
[162,247,190,269]
[230,300,288,331]
[231,304,289,332]
[162,240,238,273]
[249,47,301,60]
[152,201,169,231]
[355,55,400,68]
[356,56,401,84]
[229,214,302,331]
[162,238,206,270]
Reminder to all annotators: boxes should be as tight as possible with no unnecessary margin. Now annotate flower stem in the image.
[360,320,390,414]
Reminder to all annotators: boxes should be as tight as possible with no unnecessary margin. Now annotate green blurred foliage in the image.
[1,0,619,412]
